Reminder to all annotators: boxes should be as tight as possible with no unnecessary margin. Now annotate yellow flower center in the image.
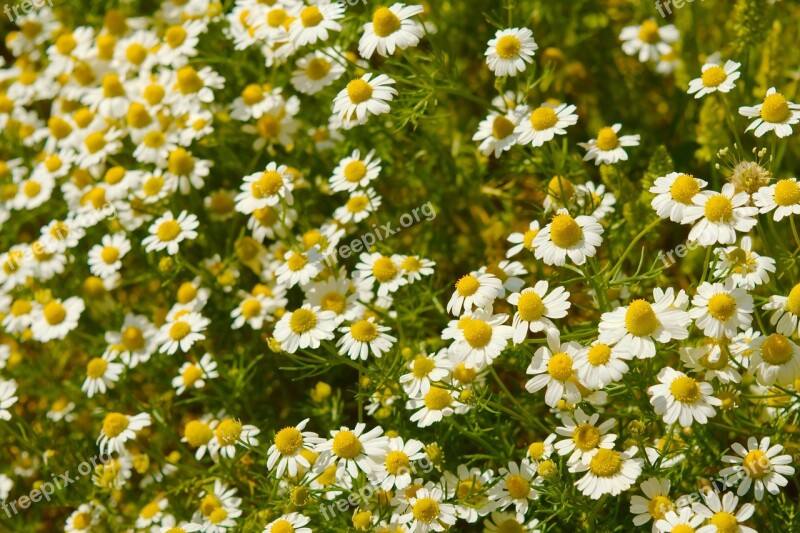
[140,500,161,519]
[455,274,480,296]
[760,93,791,124]
[182,365,204,386]
[55,32,77,55]
[385,450,410,475]
[98,246,121,266]
[43,301,67,325]
[787,283,800,315]
[347,79,373,104]
[669,376,700,403]
[87,358,108,379]
[200,494,220,516]
[505,474,529,499]
[761,333,794,365]
[743,449,770,478]
[346,195,370,213]
[239,298,261,319]
[372,257,398,282]
[588,448,622,477]
[266,8,288,28]
[595,127,619,151]
[168,148,194,176]
[208,508,228,524]
[671,525,695,533]
[144,84,165,105]
[496,35,522,59]
[573,424,601,451]
[638,20,660,44]
[320,291,346,314]
[300,5,323,27]
[350,320,379,342]
[157,220,182,241]
[492,115,516,139]
[72,512,92,529]
[401,256,422,271]
[625,300,660,337]
[49,116,73,139]
[549,213,583,248]
[287,252,308,272]
[707,293,737,321]
[411,497,439,523]
[126,43,147,65]
[23,180,41,198]
[547,352,573,381]
[704,194,733,222]
[340,161,368,185]
[517,291,545,322]
[143,130,165,148]
[184,420,213,447]
[587,343,612,366]
[373,7,401,37]
[271,520,294,533]
[102,412,130,438]
[177,66,204,94]
[84,131,107,154]
[102,73,125,98]
[528,442,545,460]
[305,57,331,80]
[423,387,453,410]
[774,179,800,206]
[647,495,674,520]
[289,309,317,334]
[143,176,164,197]
[11,299,32,316]
[169,321,191,340]
[332,430,362,459]
[710,511,739,533]
[409,357,435,379]
[165,25,187,48]
[275,426,303,455]
[252,170,283,198]
[701,65,727,88]
[529,106,558,131]
[215,418,243,446]
[463,319,492,348]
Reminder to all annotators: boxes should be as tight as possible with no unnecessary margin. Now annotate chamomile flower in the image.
[575,341,632,388]
[157,311,210,355]
[97,412,151,454]
[689,280,753,338]
[398,254,436,283]
[0,379,18,421]
[691,490,756,533]
[65,504,101,533]
[209,418,260,460]
[31,297,85,342]
[397,486,456,533]
[142,210,200,255]
[648,367,721,427]
[193,480,242,531]
[682,183,757,246]
[507,281,570,343]
[87,233,130,279]
[447,272,502,316]
[291,49,345,95]
[375,436,426,490]
[333,73,397,128]
[533,210,604,267]
[515,102,578,147]
[399,349,453,397]
[303,274,363,325]
[489,460,539,514]
[330,149,382,192]
[82,351,124,398]
[619,20,679,63]
[105,314,157,368]
[355,253,408,298]
[599,289,690,359]
[483,512,541,533]
[579,124,640,165]
[739,87,800,138]
[334,188,382,224]
[713,236,775,289]
[473,110,520,157]
[172,354,219,395]
[316,423,388,478]
[263,513,312,533]
[573,446,643,499]
[274,305,337,353]
[629,477,675,529]
[288,3,344,47]
[506,221,540,258]
[680,339,742,384]
[654,508,706,533]
[554,408,617,468]
[267,419,324,478]
[235,163,294,214]
[441,464,494,522]
[688,60,741,98]
[485,28,537,77]
[359,4,425,59]
[719,436,796,501]
[337,317,396,361]
[182,417,216,461]
[576,181,616,220]
[276,247,324,288]
[448,307,513,369]
[135,497,168,529]
[747,333,800,386]
[525,331,583,407]
[406,386,460,427]
[753,177,800,220]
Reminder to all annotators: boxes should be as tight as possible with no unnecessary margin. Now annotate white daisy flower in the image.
[104,313,157,368]
[506,221,540,258]
[290,49,345,95]
[629,477,675,529]
[142,210,200,255]
[447,272,502,316]
[739,87,800,138]
[485,27,537,77]
[441,464,495,523]
[648,367,721,427]
[209,418,260,460]
[337,317,396,361]
[473,109,520,158]
[303,274,363,325]
[333,187,382,224]
[316,423,389,478]
[515,102,578,147]
[267,418,324,478]
[81,351,124,398]
[682,183,757,246]
[235,163,294,214]
[276,247,324,288]
[0,379,18,421]
[172,353,219,395]
[554,407,617,468]
[359,4,425,59]
[533,209,604,266]
[182,417,216,461]
[399,349,454,397]
[274,305,337,353]
[576,181,616,220]
[65,503,101,533]
[712,236,775,290]
[263,513,312,533]
[507,281,570,343]
[573,446,643,500]
[157,311,210,355]
[87,233,130,280]
[97,412,151,455]
[329,149,382,193]
[288,2,344,47]
[578,124,640,165]
[397,486,457,533]
[719,437,795,501]
[398,254,436,283]
[374,436,426,490]
[447,307,513,369]
[333,73,397,128]
[747,332,800,386]
[691,490,756,533]
[765,283,800,337]
[679,339,742,384]
[31,296,85,342]
[753,177,800,221]
[688,60,741,98]
[489,460,539,514]
[689,279,753,338]
[654,508,706,533]
[355,252,408,298]
[406,386,460,428]
[483,512,541,533]
[619,20,679,63]
[575,341,632,389]
[193,480,243,531]
[599,288,691,359]
[525,331,583,407]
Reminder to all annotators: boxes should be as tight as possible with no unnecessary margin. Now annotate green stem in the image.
[608,218,662,281]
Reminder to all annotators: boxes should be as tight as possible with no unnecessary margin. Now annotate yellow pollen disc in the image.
[102,73,125,98]
[215,419,243,446]
[241,299,262,319]
[241,84,263,106]
[169,321,191,341]
[289,308,317,334]
[671,525,694,533]
[346,195,369,213]
[144,84,165,105]
[743,449,770,478]
[300,6,323,27]
[455,275,480,297]
[669,174,699,204]
[84,132,107,154]
[625,300,660,337]
[411,497,439,523]
[588,448,622,476]
[347,79,373,104]
[86,358,108,379]
[43,301,67,325]
[373,7,401,37]
[787,283,800,315]
[456,479,482,501]
[647,495,673,520]
[48,116,72,139]
[496,35,522,59]
[275,427,303,455]
[267,8,288,28]
[74,108,94,129]
[165,25,187,48]
[522,229,539,250]
[23,180,41,198]
[200,494,220,516]
[208,508,227,524]
[11,300,32,316]
[184,420,213,447]
[372,257,398,283]
[463,319,492,348]
[317,464,337,485]
[549,213,582,248]
[102,412,130,438]
[595,127,619,151]
[143,176,164,196]
[143,130,165,148]
[97,35,116,60]
[638,20,660,44]
[670,375,700,403]
[412,357,436,378]
[286,252,308,272]
[72,513,91,529]
[271,520,293,533]
[547,352,573,381]
[701,65,727,88]
[120,327,144,351]
[177,282,198,304]
[45,155,62,172]
[140,500,160,519]
[530,106,558,131]
[704,194,733,222]
[126,43,147,65]
[774,180,800,206]
[257,115,280,138]
[760,93,791,124]
[252,171,283,198]
[573,424,601,451]
[305,57,331,80]
[385,450,410,475]
[761,333,793,365]
[517,291,545,322]
[157,220,182,241]
[710,511,739,533]
[401,256,422,271]
[707,293,737,322]
[343,160,367,182]
[492,115,515,139]
[505,474,529,499]
[320,291,346,314]
[350,320,379,342]
[181,364,203,386]
[55,33,77,55]
[332,430,362,459]
[168,148,194,176]
[528,442,545,460]
[423,387,453,410]
[587,344,612,366]
[177,66,203,94]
